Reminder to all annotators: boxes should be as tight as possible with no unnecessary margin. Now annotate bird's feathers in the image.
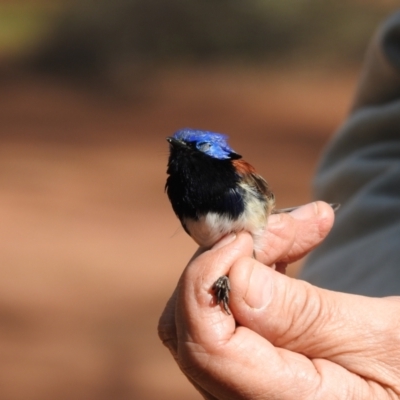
[166,128,274,249]
[171,129,240,160]
[232,159,274,203]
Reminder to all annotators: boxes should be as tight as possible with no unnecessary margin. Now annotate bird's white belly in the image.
[183,200,270,250]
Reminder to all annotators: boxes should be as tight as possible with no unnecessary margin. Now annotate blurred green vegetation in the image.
[0,1,398,76]
[0,3,61,56]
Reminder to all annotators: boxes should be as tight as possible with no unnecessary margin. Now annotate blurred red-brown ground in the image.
[0,66,357,399]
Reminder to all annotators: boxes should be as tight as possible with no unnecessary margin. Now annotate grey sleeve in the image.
[299,11,400,296]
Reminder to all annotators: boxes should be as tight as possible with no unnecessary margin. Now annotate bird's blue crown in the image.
[172,128,237,160]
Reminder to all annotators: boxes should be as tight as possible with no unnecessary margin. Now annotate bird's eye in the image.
[196,142,212,152]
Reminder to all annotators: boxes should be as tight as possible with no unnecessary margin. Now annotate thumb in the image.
[229,258,400,387]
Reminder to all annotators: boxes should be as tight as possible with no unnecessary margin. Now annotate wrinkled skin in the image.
[158,202,400,400]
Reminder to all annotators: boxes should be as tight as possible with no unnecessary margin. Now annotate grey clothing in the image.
[300,11,400,296]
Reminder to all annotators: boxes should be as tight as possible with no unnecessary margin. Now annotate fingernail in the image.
[290,202,318,220]
[245,264,273,309]
[212,233,236,250]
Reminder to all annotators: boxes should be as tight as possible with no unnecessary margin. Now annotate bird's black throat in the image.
[166,146,245,221]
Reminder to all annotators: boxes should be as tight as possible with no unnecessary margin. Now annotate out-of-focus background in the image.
[0,1,398,399]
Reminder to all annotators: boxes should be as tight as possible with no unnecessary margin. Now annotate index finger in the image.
[256,201,335,265]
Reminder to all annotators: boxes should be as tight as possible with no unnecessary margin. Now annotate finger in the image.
[158,293,220,400]
[170,232,254,395]
[186,376,219,400]
[188,324,394,400]
[158,247,226,400]
[229,259,400,392]
[175,233,253,346]
[157,245,214,357]
[256,201,335,265]
[158,286,179,359]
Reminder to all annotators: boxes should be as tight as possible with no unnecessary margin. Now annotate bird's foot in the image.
[273,202,340,214]
[213,275,231,315]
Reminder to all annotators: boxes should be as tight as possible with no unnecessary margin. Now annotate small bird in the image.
[165,128,337,314]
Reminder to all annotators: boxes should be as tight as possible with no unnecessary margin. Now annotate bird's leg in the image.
[213,249,257,315]
[213,276,231,315]
[273,202,340,214]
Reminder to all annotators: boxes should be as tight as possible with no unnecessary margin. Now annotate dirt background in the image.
[0,65,359,399]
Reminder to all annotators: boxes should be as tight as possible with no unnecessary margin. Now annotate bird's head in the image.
[167,128,241,160]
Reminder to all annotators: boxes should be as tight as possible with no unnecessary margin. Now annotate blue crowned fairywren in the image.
[166,128,338,314]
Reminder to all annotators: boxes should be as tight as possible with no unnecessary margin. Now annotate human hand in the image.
[158,202,400,399]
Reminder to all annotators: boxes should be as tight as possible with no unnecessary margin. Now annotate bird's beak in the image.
[166,137,187,148]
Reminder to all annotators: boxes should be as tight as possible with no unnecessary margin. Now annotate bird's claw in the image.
[213,275,231,315]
